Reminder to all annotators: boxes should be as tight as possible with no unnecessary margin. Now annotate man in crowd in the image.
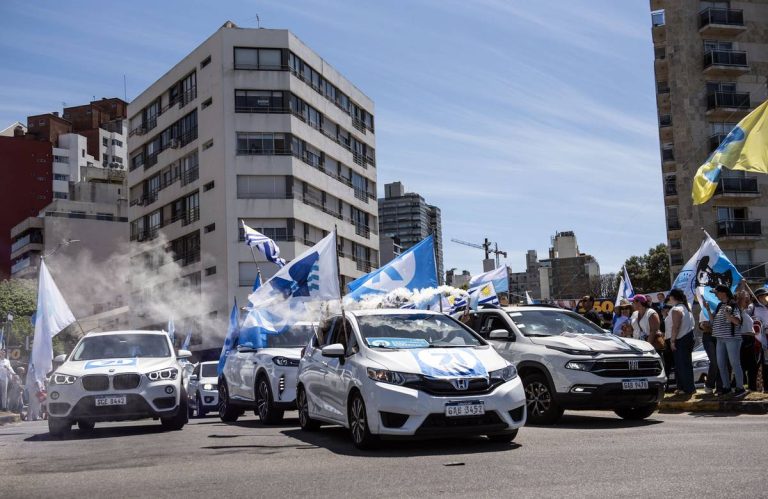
[0,350,15,411]
[580,295,602,327]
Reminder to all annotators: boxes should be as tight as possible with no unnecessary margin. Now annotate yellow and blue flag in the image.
[693,100,768,204]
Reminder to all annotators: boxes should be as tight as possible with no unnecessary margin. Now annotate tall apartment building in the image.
[539,231,600,299]
[509,250,543,300]
[127,23,379,349]
[378,181,443,283]
[650,1,768,283]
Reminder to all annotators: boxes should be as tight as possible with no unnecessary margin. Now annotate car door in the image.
[479,312,519,360]
[324,319,359,424]
[189,363,200,399]
[304,318,336,420]
[238,348,258,401]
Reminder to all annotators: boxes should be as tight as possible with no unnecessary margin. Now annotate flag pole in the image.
[242,219,263,277]
[334,226,349,337]
[433,237,443,313]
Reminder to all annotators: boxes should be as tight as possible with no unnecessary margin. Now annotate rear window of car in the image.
[201,364,218,377]
[72,334,171,360]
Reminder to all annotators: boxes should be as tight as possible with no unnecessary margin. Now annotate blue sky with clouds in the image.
[0,0,664,277]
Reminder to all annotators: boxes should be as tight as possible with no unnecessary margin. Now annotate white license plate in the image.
[445,401,485,417]
[622,379,649,390]
[95,395,127,406]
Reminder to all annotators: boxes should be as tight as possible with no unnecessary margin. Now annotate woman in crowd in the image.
[661,300,675,384]
[704,285,744,395]
[698,311,722,394]
[612,299,632,335]
[751,288,768,392]
[666,289,696,394]
[736,290,758,391]
[630,295,665,361]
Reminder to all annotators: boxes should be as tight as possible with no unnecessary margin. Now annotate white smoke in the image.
[346,285,469,311]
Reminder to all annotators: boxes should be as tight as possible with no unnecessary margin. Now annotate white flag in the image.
[525,291,534,305]
[469,266,509,293]
[29,260,76,387]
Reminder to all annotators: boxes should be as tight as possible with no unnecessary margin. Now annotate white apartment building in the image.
[127,23,379,350]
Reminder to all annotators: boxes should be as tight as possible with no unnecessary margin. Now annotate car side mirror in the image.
[53,354,67,363]
[489,329,513,340]
[321,343,345,358]
[177,349,192,359]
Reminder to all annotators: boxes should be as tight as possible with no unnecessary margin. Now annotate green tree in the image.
[622,244,671,293]
[0,278,36,348]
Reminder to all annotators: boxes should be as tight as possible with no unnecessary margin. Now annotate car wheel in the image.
[614,404,658,420]
[218,381,240,423]
[297,385,320,431]
[77,420,95,432]
[487,429,518,443]
[255,376,284,425]
[523,373,563,425]
[161,387,189,431]
[348,392,378,450]
[48,417,71,437]
[188,395,196,418]
[196,392,206,418]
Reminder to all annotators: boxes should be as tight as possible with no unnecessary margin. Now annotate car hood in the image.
[365,346,507,377]
[60,357,176,375]
[528,333,651,354]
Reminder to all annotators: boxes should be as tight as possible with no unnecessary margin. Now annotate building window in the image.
[96,213,114,221]
[102,137,109,146]
[236,175,287,199]
[54,192,67,199]
[651,9,665,27]
[203,181,214,192]
[233,47,283,70]
[53,174,68,181]
[112,139,123,147]
[669,238,681,250]
[202,97,212,109]
[654,46,666,60]
[670,254,684,266]
[656,81,670,94]
[200,55,211,68]
[204,223,215,233]
[205,266,216,276]
[235,90,285,112]
[236,132,288,155]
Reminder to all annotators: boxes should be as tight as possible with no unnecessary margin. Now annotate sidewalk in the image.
[659,390,768,414]
[0,411,21,425]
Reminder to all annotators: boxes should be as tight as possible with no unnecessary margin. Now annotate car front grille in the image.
[81,375,110,391]
[404,377,503,396]
[589,359,663,378]
[416,411,507,435]
[113,374,141,390]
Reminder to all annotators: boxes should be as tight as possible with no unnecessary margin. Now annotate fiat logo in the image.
[628,360,639,371]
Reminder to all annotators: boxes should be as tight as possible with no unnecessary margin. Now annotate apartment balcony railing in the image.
[699,8,745,29]
[667,218,681,231]
[707,91,750,111]
[659,115,672,127]
[662,149,675,162]
[736,264,766,280]
[235,105,289,114]
[717,219,762,237]
[703,50,748,70]
[180,166,199,186]
[714,177,759,196]
[664,183,677,196]
[11,258,31,274]
[175,248,201,267]
[11,233,43,253]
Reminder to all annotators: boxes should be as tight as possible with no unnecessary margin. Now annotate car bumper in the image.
[363,376,526,437]
[47,380,181,422]
[554,381,665,409]
[197,388,219,409]
[270,367,299,408]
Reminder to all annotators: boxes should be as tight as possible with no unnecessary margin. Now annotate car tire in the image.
[48,417,71,437]
[255,376,284,424]
[487,429,518,443]
[614,404,658,421]
[188,396,196,418]
[161,388,189,431]
[297,385,320,432]
[348,392,379,450]
[523,373,563,425]
[196,393,206,418]
[77,421,95,432]
[218,381,240,423]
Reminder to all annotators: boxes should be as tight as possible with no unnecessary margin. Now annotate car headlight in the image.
[489,364,518,382]
[565,360,594,371]
[366,368,420,385]
[51,373,78,385]
[146,367,179,381]
[693,359,710,369]
[272,356,300,367]
[203,383,216,391]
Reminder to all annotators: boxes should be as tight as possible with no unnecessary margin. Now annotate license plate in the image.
[622,379,649,390]
[445,401,485,417]
[95,395,127,406]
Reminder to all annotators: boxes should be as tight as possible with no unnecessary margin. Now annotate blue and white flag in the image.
[242,221,286,267]
[240,306,291,349]
[248,231,340,307]
[28,260,76,387]
[252,268,262,292]
[167,317,175,344]
[525,291,534,305]
[469,281,500,310]
[614,266,635,307]
[217,299,241,376]
[672,234,742,315]
[346,236,437,301]
[469,266,509,294]
[181,329,192,351]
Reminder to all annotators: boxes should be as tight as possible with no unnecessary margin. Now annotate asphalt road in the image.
[1,410,766,498]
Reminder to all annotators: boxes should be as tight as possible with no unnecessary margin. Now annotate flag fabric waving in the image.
[252,267,262,292]
[525,291,534,305]
[469,281,500,310]
[693,100,768,205]
[166,317,175,344]
[28,260,76,388]
[181,329,192,351]
[217,299,241,375]
[615,266,635,306]
[469,266,509,294]
[242,221,286,267]
[346,236,437,301]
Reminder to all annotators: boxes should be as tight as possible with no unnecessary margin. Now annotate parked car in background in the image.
[187,361,219,417]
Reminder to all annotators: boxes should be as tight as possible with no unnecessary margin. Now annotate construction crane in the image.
[451,238,508,268]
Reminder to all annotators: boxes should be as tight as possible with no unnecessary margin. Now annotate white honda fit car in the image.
[297,309,526,449]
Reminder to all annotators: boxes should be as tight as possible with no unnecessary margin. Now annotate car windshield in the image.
[72,334,171,360]
[265,325,316,348]
[201,364,218,378]
[506,310,606,337]
[356,314,484,349]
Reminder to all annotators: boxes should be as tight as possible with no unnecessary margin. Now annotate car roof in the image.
[500,306,573,313]
[346,309,443,317]
[83,330,169,338]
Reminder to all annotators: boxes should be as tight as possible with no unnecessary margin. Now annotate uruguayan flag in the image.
[242,221,286,267]
[672,234,742,315]
[252,268,262,292]
[469,266,509,294]
[181,329,192,350]
[166,317,175,344]
[469,282,500,310]
[346,236,437,301]
[217,300,240,376]
[614,266,635,307]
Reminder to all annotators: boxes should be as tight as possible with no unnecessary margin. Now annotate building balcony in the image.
[667,218,681,231]
[708,133,728,152]
[713,177,760,198]
[706,91,750,119]
[716,219,762,238]
[661,149,675,164]
[703,50,749,77]
[659,115,673,141]
[699,8,746,36]
[664,183,677,197]
[736,264,766,281]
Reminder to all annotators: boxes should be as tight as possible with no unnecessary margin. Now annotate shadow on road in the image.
[526,413,664,430]
[281,426,521,457]
[24,422,169,442]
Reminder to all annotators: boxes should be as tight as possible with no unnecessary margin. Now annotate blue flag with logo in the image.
[217,299,240,376]
[346,236,437,301]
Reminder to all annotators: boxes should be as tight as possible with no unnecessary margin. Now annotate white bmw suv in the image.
[297,310,526,449]
[218,322,317,424]
[46,330,191,436]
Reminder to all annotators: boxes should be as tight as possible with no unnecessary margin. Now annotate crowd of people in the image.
[578,286,768,396]
[0,350,26,414]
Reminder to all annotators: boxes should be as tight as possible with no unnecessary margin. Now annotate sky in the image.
[0,0,665,277]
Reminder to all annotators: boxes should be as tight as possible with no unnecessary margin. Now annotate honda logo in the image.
[628,360,639,371]
[451,378,470,390]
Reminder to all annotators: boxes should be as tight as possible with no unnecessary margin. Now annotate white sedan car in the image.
[187,361,219,417]
[46,330,191,436]
[297,310,526,449]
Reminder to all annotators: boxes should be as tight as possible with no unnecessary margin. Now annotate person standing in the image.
[699,311,722,394]
[751,288,768,392]
[612,299,632,335]
[579,296,603,328]
[667,289,696,394]
[736,290,758,391]
[0,351,15,411]
[630,295,664,351]
[705,285,745,395]
[661,301,675,385]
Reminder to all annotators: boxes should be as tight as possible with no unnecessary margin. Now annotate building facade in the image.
[378,181,443,283]
[508,250,543,301]
[650,1,768,283]
[539,231,600,299]
[127,23,379,349]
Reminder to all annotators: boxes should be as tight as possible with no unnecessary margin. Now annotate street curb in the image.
[659,399,768,414]
[0,413,20,426]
